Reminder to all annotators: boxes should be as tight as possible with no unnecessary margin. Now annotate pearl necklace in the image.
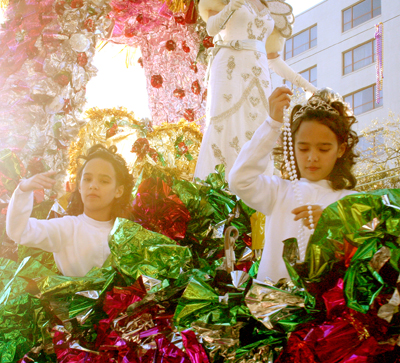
[282,108,314,262]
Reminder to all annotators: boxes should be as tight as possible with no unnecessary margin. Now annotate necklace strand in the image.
[282,107,314,261]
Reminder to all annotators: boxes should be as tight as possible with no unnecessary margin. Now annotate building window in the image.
[343,39,376,75]
[343,0,381,32]
[344,85,382,115]
[285,66,317,90]
[285,25,317,60]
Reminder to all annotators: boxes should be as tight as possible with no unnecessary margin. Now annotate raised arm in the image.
[267,53,318,93]
[228,87,292,214]
[6,171,70,253]
[199,0,245,36]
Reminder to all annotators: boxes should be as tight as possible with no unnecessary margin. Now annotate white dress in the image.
[6,185,113,277]
[194,2,274,180]
[229,117,357,282]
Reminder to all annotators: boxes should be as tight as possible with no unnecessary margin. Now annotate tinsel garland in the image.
[68,108,202,184]
[375,22,383,104]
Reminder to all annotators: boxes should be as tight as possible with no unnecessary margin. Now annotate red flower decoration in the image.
[54,72,70,86]
[182,41,190,53]
[151,74,163,88]
[138,57,143,67]
[173,88,185,99]
[131,138,150,160]
[55,1,65,15]
[106,123,118,139]
[191,80,201,95]
[183,108,195,122]
[174,16,185,25]
[84,18,95,32]
[166,40,176,51]
[76,52,87,67]
[71,0,83,8]
[178,141,188,155]
[185,0,197,24]
[203,36,214,49]
[136,14,148,24]
[148,148,159,162]
[189,61,198,73]
[124,26,137,38]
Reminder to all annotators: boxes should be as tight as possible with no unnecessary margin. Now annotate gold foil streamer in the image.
[68,107,142,184]
[68,110,202,184]
[250,212,265,250]
[158,0,191,15]
[377,274,400,323]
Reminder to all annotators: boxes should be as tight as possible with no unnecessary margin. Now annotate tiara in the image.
[292,96,340,123]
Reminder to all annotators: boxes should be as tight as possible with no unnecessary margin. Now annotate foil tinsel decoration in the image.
[0,0,114,195]
[375,22,383,104]
[108,0,207,127]
[68,109,202,184]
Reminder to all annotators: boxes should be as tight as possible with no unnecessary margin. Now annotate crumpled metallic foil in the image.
[191,321,245,362]
[109,218,192,281]
[245,280,305,330]
[0,0,114,196]
[108,0,207,127]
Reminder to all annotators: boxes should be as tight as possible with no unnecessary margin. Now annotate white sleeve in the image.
[206,4,234,36]
[6,185,70,253]
[228,116,284,215]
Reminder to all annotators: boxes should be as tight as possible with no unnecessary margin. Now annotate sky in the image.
[291,0,325,16]
[84,0,326,119]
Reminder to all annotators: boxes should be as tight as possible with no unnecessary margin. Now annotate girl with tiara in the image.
[194,0,317,180]
[229,86,359,282]
[6,145,134,277]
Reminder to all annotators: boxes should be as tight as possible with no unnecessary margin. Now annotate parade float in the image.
[0,0,399,362]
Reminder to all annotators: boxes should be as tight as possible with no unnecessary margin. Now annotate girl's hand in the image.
[292,204,323,230]
[268,86,293,123]
[228,0,245,11]
[19,171,57,193]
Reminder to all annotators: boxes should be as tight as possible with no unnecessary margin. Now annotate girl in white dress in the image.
[6,145,134,277]
[195,0,317,180]
[229,87,359,282]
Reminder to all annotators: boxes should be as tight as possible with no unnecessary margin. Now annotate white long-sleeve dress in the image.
[6,185,113,277]
[195,2,275,180]
[194,0,317,180]
[229,116,356,282]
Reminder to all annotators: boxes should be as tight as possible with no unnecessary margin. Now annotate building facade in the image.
[271,0,400,132]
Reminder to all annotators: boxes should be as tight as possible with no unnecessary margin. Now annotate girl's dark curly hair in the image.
[66,144,134,219]
[274,88,359,190]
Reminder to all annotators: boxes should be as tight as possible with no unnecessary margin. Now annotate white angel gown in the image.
[194,2,275,180]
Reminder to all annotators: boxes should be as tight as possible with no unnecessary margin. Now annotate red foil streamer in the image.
[132,177,191,241]
[181,329,210,363]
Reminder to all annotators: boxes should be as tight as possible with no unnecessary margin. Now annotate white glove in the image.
[268,56,318,93]
[206,0,245,36]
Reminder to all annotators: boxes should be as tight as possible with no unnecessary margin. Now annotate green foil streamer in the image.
[109,218,192,281]
[284,189,400,314]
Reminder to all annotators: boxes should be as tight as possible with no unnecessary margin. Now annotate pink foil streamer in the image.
[375,22,383,104]
[108,0,206,128]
